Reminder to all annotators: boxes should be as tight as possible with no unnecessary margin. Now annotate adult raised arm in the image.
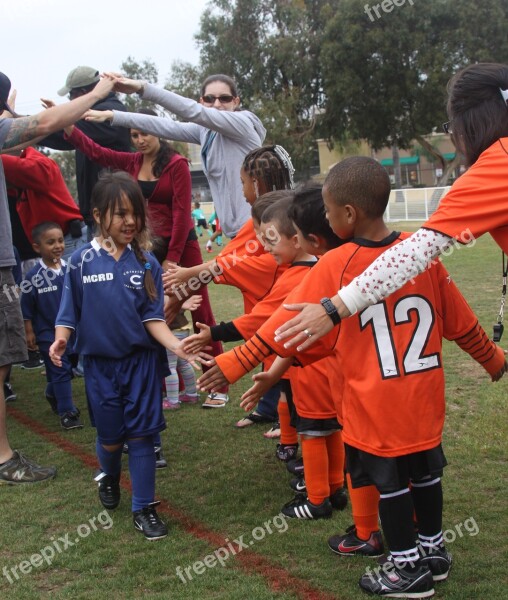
[276,62,508,351]
[1,75,115,152]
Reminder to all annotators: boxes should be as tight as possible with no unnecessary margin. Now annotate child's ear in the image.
[92,208,101,225]
[344,204,356,224]
[307,234,320,248]
[31,242,40,254]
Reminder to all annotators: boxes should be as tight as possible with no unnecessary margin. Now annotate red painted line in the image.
[7,406,340,600]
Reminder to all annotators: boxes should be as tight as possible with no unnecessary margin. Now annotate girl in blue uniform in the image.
[50,171,206,540]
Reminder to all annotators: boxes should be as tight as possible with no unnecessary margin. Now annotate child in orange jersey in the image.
[207,157,506,598]
[185,191,318,461]
[194,184,349,518]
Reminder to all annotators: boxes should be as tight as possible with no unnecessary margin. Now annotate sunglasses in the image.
[202,94,235,104]
[442,121,453,135]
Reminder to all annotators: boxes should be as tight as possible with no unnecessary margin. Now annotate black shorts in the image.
[345,443,447,494]
[280,379,341,434]
[197,219,208,229]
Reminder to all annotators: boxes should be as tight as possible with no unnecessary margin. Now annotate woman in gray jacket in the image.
[86,74,266,239]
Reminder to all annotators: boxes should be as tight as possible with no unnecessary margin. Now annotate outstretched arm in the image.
[275,229,452,351]
[1,76,115,152]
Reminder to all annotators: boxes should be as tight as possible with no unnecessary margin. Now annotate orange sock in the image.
[278,398,297,445]
[301,436,329,505]
[326,431,345,493]
[346,473,380,540]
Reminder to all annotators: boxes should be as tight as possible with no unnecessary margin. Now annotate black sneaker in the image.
[359,562,434,597]
[276,443,299,462]
[133,501,168,540]
[3,382,17,402]
[45,393,58,414]
[20,351,44,370]
[419,547,452,582]
[281,493,333,519]
[286,457,304,476]
[60,412,84,430]
[154,446,167,469]
[0,450,56,484]
[329,524,385,557]
[94,470,120,509]
[330,486,348,510]
[289,476,307,493]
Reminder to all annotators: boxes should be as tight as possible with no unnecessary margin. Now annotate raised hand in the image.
[197,362,228,392]
[182,323,212,354]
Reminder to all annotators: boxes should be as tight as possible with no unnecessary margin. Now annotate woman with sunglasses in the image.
[85,74,266,240]
[272,62,508,352]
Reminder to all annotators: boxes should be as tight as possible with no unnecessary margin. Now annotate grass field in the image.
[1,229,507,600]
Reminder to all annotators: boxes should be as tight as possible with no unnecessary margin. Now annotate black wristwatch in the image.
[320,297,341,326]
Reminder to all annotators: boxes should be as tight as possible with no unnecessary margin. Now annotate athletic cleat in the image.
[154,446,167,469]
[330,486,348,510]
[60,411,84,430]
[3,382,17,402]
[94,470,120,509]
[0,450,56,484]
[359,563,434,597]
[276,442,299,462]
[419,547,452,582]
[286,457,304,476]
[133,501,168,540]
[289,476,307,493]
[329,524,385,557]
[19,351,44,370]
[45,393,58,414]
[281,493,333,519]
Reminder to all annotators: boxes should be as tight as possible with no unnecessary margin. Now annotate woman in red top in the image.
[64,112,225,385]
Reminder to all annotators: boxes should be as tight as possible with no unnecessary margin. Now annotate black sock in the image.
[379,488,419,572]
[411,477,444,553]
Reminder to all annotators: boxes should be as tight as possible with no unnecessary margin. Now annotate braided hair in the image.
[135,108,176,178]
[91,171,158,301]
[242,145,295,197]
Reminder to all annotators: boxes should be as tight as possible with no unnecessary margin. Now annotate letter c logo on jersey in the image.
[123,269,144,290]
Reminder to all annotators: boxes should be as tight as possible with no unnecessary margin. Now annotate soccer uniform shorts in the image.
[345,443,447,494]
[0,268,28,368]
[84,349,166,444]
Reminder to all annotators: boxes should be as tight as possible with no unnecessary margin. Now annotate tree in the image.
[320,0,508,185]
[120,56,159,112]
[179,0,331,177]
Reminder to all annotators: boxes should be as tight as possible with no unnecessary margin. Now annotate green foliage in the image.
[120,56,159,112]
[46,151,78,200]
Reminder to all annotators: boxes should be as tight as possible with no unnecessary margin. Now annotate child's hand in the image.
[49,338,67,367]
[26,332,37,351]
[173,342,214,370]
[163,265,192,289]
[240,372,273,412]
[182,323,212,354]
[182,295,202,312]
[197,363,228,392]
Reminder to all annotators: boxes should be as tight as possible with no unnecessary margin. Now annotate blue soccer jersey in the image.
[21,259,67,344]
[56,239,165,358]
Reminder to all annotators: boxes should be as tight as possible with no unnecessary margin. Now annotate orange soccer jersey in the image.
[242,232,504,457]
[424,137,508,252]
[214,260,317,380]
[214,253,287,314]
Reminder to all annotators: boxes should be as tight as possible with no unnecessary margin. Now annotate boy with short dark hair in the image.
[199,157,506,597]
[21,222,82,430]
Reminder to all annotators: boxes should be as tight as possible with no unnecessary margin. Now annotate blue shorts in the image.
[84,350,166,444]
